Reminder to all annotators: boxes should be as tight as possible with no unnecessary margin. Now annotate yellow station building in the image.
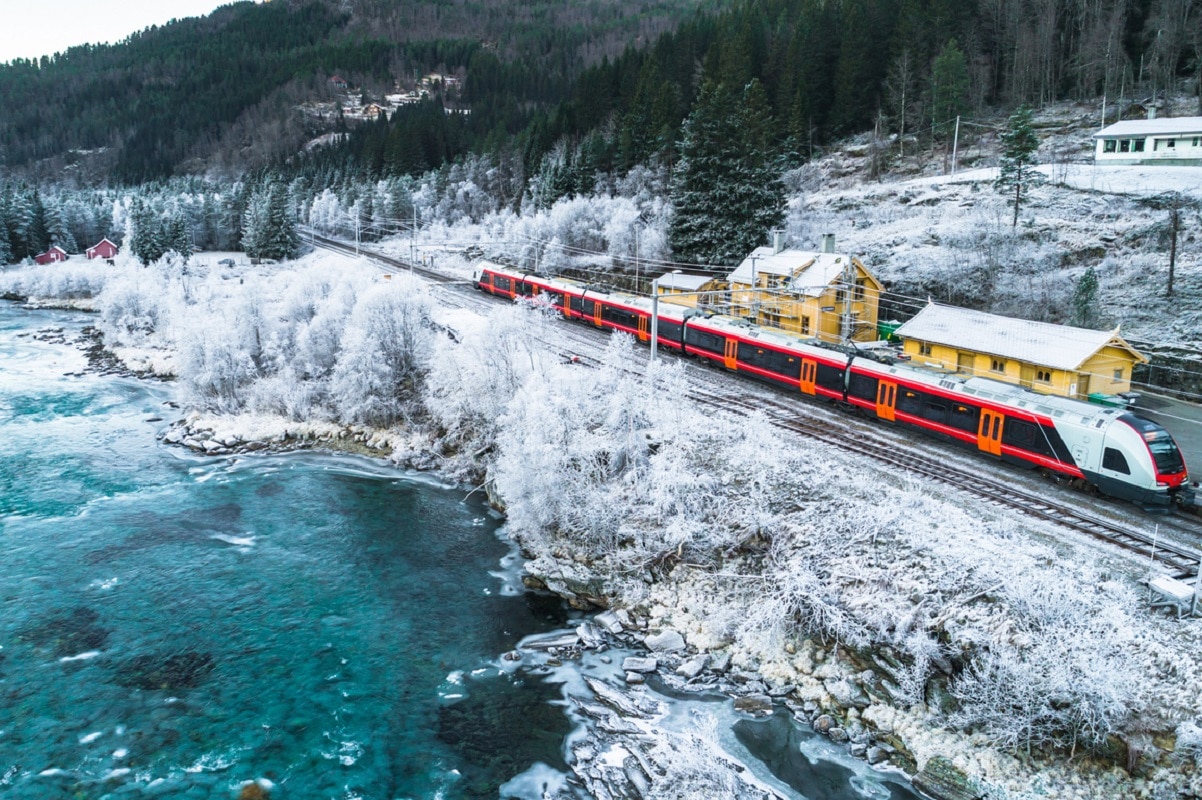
[722,234,883,342]
[895,302,1147,400]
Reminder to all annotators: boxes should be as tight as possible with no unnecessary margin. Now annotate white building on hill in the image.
[1093,117,1202,165]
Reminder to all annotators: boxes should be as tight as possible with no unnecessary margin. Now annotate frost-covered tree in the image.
[330,276,433,425]
[44,199,78,254]
[995,105,1040,227]
[1071,267,1099,328]
[0,218,11,265]
[242,181,300,261]
[669,80,785,265]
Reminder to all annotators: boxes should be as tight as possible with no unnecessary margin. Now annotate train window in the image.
[897,390,922,415]
[687,330,725,354]
[817,363,844,391]
[1002,419,1038,449]
[923,401,948,424]
[848,373,878,401]
[494,276,511,291]
[1102,447,1130,474]
[949,404,978,432]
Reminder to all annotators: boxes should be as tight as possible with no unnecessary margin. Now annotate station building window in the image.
[1113,368,1123,382]
[1036,369,1052,383]
[918,342,932,356]
[801,315,810,335]
[990,358,1007,373]
[1104,140,1117,153]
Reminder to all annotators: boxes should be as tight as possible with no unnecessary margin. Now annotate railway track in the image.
[310,233,1202,581]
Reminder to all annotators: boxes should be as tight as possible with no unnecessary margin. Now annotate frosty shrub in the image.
[0,262,113,300]
[329,274,434,425]
[96,264,179,347]
[948,568,1142,754]
[425,301,555,457]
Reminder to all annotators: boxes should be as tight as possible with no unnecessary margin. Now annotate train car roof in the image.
[853,357,1128,426]
[689,314,850,358]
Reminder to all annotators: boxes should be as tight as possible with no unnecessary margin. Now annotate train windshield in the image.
[1121,414,1186,474]
[1146,431,1186,474]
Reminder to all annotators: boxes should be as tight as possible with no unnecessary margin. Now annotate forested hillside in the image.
[0,0,706,183]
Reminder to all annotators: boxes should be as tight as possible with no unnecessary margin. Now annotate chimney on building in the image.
[821,233,836,254]
[772,230,786,254]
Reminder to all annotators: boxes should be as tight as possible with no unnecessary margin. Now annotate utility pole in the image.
[840,256,855,342]
[950,115,960,175]
[410,205,416,271]
[748,255,759,323]
[650,270,681,364]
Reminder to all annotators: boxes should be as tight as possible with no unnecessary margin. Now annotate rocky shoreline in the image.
[161,414,955,800]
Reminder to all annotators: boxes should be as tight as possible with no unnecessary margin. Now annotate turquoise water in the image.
[0,304,573,799]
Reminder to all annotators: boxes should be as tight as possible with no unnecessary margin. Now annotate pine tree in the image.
[164,213,191,261]
[263,182,300,260]
[240,189,268,260]
[1072,267,1099,328]
[995,105,1040,227]
[44,199,78,254]
[931,39,970,136]
[0,217,11,265]
[669,79,785,265]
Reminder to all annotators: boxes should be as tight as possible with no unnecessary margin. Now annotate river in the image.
[0,300,925,800]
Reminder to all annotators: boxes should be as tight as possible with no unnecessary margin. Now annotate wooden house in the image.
[725,234,883,342]
[329,75,349,90]
[654,272,721,308]
[34,246,68,265]
[894,302,1147,399]
[1093,116,1202,166]
[86,238,118,260]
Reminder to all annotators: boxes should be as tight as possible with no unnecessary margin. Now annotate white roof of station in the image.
[1094,117,1202,139]
[656,272,713,291]
[895,302,1146,371]
[728,247,864,297]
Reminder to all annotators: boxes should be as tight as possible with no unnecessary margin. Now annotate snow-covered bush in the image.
[330,275,434,425]
[97,264,180,346]
[0,262,114,300]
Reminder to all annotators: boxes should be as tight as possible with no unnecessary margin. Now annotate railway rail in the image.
[308,233,1202,583]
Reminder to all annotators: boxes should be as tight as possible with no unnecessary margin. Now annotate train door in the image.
[637,315,649,342]
[978,410,1003,456]
[800,359,817,395]
[875,380,897,422]
[723,338,738,370]
[593,300,604,328]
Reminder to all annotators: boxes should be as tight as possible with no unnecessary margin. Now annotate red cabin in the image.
[34,246,68,265]
[86,238,119,260]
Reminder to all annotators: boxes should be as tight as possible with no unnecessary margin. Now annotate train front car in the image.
[1080,414,1189,511]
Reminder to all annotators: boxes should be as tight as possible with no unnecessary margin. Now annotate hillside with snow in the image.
[784,101,1202,350]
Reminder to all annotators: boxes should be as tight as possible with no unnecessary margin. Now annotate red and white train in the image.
[473,261,1190,511]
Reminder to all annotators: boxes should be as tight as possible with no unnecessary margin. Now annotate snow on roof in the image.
[729,247,859,297]
[895,302,1146,371]
[656,273,712,291]
[1093,116,1202,138]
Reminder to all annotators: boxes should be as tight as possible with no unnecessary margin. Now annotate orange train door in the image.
[593,300,604,328]
[978,410,1003,456]
[800,359,817,395]
[637,315,649,342]
[723,338,738,370]
[876,381,897,422]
